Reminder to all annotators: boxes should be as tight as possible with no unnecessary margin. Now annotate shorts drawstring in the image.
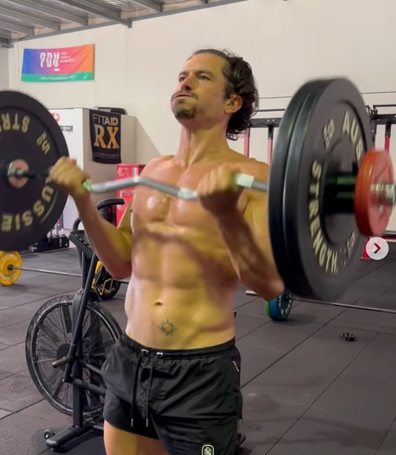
[130,348,163,428]
[130,350,146,427]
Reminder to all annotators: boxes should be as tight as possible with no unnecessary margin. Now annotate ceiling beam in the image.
[8,0,88,26]
[0,19,34,36]
[11,21,119,43]
[128,0,162,11]
[0,28,11,40]
[0,37,12,48]
[0,5,60,30]
[57,0,132,27]
[132,0,250,22]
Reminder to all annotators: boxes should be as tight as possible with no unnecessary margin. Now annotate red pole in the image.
[384,123,391,153]
[268,124,274,164]
[362,240,370,260]
[244,128,251,157]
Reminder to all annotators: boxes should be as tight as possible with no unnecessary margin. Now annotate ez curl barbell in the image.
[8,166,269,201]
[0,79,394,302]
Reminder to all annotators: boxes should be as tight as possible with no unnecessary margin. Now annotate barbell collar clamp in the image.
[377,183,396,206]
[7,165,49,179]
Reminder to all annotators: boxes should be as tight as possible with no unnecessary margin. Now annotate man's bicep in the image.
[242,162,272,246]
[118,201,133,236]
[244,192,274,258]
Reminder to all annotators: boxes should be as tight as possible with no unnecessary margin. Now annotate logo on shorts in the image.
[201,444,215,455]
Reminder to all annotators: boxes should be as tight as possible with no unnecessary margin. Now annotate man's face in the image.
[170,53,230,127]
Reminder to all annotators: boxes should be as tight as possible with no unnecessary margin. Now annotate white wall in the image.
[0,48,9,89]
[8,0,396,163]
[6,0,396,224]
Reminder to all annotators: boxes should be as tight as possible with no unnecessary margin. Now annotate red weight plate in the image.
[355,150,393,236]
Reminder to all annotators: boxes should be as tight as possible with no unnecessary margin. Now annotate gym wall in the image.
[4,0,396,217]
[0,48,9,89]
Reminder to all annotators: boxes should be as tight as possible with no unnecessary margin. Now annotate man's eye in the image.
[199,75,209,80]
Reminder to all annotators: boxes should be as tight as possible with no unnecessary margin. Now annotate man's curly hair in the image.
[191,48,259,141]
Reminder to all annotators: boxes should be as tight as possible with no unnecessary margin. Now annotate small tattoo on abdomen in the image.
[159,319,177,336]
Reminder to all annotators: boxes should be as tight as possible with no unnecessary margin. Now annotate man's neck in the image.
[175,127,230,167]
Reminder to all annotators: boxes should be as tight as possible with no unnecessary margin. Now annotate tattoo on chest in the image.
[158,319,177,336]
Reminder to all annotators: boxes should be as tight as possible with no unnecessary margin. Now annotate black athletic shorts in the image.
[101,332,243,455]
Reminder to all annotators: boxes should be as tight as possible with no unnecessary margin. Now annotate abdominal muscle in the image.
[124,224,239,350]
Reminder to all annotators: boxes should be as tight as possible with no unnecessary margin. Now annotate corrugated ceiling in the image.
[0,0,249,47]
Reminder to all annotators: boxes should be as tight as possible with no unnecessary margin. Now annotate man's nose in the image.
[181,73,195,90]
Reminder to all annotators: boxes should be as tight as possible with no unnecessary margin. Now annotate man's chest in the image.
[131,163,248,232]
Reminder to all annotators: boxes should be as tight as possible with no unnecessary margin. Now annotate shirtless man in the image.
[50,48,284,455]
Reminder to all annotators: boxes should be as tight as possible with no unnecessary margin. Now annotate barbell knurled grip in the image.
[82,177,140,194]
[177,188,198,201]
[234,173,269,192]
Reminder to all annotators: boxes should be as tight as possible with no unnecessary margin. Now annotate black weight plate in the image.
[268,81,319,269]
[269,80,328,287]
[0,91,69,251]
[282,79,372,301]
[274,81,332,297]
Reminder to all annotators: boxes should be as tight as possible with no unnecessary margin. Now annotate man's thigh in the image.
[103,388,159,439]
[153,414,241,455]
[151,346,243,455]
[104,421,167,455]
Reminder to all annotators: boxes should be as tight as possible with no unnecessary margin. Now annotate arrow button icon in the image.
[366,237,389,260]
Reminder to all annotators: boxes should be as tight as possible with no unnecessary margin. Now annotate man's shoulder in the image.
[227,150,269,179]
[140,155,175,175]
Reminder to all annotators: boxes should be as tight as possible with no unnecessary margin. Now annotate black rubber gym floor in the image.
[2,246,396,455]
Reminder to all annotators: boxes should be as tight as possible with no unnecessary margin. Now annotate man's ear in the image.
[225,94,243,115]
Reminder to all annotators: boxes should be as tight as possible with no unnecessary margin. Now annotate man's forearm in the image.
[215,209,284,299]
[74,196,132,279]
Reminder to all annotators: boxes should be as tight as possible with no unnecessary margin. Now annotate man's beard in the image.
[173,106,196,120]
[171,91,197,120]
